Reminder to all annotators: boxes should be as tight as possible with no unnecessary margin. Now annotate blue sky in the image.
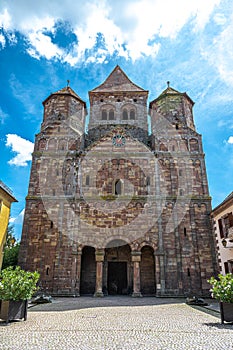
[0,0,233,239]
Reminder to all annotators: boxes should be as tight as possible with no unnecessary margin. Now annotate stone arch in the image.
[121,104,136,121]
[105,241,132,295]
[80,246,96,295]
[58,139,67,151]
[169,139,178,152]
[140,245,156,295]
[68,138,76,150]
[159,139,168,151]
[38,138,47,150]
[100,104,116,120]
[48,138,57,150]
[189,138,199,152]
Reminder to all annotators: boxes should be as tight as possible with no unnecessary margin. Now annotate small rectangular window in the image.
[224,262,229,274]
[218,219,224,238]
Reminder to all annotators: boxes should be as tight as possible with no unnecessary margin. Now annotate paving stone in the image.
[0,297,232,350]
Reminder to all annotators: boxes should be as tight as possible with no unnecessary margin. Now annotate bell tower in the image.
[88,65,149,132]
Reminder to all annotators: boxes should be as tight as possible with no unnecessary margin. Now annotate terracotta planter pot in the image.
[220,302,233,324]
[0,300,28,324]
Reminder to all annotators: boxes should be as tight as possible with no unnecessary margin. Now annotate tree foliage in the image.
[2,222,20,269]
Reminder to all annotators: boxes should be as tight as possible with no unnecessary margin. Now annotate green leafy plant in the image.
[208,273,233,303]
[0,266,40,301]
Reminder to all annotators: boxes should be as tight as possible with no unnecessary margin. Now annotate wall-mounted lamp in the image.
[222,238,227,248]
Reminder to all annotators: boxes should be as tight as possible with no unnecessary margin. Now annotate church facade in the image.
[19,66,217,297]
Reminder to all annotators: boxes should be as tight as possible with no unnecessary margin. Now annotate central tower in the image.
[88,65,148,130]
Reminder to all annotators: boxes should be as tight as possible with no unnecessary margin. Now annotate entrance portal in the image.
[108,262,127,295]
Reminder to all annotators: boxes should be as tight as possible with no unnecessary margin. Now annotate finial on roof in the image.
[167,81,170,88]
[67,79,70,88]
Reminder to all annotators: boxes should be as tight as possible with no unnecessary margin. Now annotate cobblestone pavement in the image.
[0,297,232,350]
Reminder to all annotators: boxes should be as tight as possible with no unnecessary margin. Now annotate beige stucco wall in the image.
[212,198,233,274]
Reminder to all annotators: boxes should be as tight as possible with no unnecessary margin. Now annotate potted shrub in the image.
[208,273,233,324]
[0,266,40,323]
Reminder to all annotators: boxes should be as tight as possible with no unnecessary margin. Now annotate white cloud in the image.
[6,134,34,166]
[9,209,25,224]
[0,107,8,124]
[0,0,221,62]
[27,31,64,60]
[9,74,37,115]
[0,33,6,48]
[201,10,233,87]
[227,136,233,144]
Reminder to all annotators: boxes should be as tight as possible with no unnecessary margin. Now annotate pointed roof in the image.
[43,86,86,107]
[212,191,233,215]
[149,82,194,107]
[90,65,148,93]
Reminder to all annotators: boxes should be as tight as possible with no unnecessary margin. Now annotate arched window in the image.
[109,109,114,120]
[115,179,122,195]
[130,109,135,120]
[122,109,128,120]
[102,110,107,120]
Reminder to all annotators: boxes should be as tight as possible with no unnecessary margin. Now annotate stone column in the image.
[131,252,142,297]
[94,249,104,297]
[154,252,165,296]
[70,248,82,296]
[75,250,82,296]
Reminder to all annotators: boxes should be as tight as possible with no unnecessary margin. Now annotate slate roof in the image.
[149,84,194,107]
[43,86,86,107]
[90,65,148,93]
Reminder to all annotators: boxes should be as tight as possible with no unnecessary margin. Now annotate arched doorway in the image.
[105,241,132,295]
[80,246,96,295]
[140,246,156,295]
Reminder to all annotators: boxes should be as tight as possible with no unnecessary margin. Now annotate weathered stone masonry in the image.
[19,66,217,297]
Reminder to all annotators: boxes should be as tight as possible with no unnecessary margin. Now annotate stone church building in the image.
[19,66,217,297]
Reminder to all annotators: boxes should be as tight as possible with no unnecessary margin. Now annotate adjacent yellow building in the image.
[0,181,17,270]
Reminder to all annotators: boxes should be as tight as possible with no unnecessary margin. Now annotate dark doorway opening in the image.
[140,246,156,295]
[80,246,96,295]
[108,262,127,295]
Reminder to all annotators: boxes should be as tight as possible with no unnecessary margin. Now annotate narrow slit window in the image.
[184,227,187,236]
[130,110,135,120]
[86,175,90,186]
[109,109,114,120]
[123,109,128,120]
[115,179,122,195]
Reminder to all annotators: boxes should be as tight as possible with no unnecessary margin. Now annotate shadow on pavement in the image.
[203,322,233,329]
[29,296,186,312]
